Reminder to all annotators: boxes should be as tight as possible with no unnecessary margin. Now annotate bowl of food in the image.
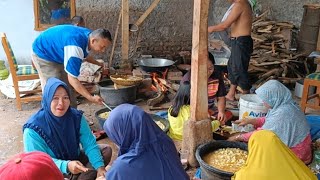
[95,107,112,129]
[149,114,170,133]
[196,140,248,179]
[110,75,143,86]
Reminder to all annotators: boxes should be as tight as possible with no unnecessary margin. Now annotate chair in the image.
[300,72,320,113]
[1,33,42,110]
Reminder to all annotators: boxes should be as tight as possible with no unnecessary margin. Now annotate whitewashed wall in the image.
[0,0,40,65]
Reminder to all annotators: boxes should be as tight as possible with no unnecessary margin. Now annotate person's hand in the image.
[96,166,106,180]
[227,133,243,142]
[96,176,105,180]
[208,26,214,33]
[101,62,109,76]
[233,118,256,126]
[67,160,88,174]
[91,95,103,105]
[233,119,247,126]
[105,165,112,171]
[217,111,226,125]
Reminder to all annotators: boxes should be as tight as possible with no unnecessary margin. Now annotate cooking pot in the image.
[137,58,175,72]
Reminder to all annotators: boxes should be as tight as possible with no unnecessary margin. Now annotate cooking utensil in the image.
[137,58,175,72]
[102,101,113,111]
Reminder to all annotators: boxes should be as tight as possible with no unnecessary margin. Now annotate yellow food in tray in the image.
[155,121,165,130]
[220,125,239,134]
[203,148,247,173]
[99,112,110,119]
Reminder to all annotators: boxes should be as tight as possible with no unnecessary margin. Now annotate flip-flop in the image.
[229,101,239,108]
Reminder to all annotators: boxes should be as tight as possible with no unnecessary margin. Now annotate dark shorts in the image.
[227,36,253,91]
[65,144,112,180]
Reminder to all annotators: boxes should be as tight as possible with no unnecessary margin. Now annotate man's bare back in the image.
[208,0,253,37]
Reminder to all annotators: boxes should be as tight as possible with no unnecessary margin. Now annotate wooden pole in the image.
[190,0,210,121]
[121,0,129,67]
[317,26,320,51]
[182,0,212,167]
[109,10,122,68]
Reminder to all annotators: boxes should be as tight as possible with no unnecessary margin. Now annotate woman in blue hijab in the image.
[103,104,189,180]
[23,77,112,180]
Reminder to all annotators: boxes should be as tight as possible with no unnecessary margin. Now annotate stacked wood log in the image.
[249,10,309,88]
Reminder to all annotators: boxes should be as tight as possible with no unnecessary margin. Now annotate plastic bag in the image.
[208,32,231,66]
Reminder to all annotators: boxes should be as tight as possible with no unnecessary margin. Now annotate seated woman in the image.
[180,52,231,122]
[23,77,112,180]
[167,81,220,140]
[233,130,316,180]
[229,80,312,164]
[103,104,189,180]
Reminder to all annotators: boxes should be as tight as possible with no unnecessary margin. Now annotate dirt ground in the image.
[0,90,318,179]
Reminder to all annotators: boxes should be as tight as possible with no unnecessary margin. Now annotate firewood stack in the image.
[249,10,309,88]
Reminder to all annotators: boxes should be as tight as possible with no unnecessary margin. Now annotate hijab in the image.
[233,130,316,180]
[103,104,189,180]
[255,80,310,147]
[23,78,82,160]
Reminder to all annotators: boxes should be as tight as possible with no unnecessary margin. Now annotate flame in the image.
[151,72,167,92]
[151,85,157,91]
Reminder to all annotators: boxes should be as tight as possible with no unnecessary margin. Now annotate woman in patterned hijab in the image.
[230,80,312,164]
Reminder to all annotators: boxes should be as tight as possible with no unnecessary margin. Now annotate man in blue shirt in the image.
[32,25,112,107]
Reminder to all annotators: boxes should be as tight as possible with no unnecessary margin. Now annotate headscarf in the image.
[103,104,189,180]
[255,80,310,147]
[23,78,82,160]
[0,151,64,180]
[233,130,317,180]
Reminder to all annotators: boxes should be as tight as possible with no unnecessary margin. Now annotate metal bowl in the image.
[137,58,175,72]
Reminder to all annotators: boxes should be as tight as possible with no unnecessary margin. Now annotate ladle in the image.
[102,101,113,111]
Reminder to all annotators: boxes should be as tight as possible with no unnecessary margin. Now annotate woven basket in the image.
[110,75,143,86]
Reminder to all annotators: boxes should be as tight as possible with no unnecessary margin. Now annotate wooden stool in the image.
[300,72,320,113]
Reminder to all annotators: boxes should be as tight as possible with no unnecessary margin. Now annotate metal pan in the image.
[137,58,175,72]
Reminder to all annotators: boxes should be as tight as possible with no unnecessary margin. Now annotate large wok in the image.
[137,58,175,72]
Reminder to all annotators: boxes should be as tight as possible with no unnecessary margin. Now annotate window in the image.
[33,0,75,31]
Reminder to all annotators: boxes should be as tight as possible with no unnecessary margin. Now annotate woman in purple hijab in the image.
[103,104,189,180]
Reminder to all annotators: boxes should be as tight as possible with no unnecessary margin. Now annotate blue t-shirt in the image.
[32,25,91,77]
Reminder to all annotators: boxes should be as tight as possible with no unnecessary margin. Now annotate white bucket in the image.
[237,94,269,132]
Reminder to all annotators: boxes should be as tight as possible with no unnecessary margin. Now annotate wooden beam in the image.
[121,0,129,64]
[190,0,210,121]
[317,26,320,51]
[33,0,39,30]
[134,0,161,27]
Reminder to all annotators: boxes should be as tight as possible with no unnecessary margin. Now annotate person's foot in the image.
[225,93,236,101]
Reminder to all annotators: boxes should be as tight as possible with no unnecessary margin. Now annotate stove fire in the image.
[147,72,168,106]
[151,72,167,92]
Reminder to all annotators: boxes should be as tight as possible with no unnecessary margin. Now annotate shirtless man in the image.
[208,0,255,101]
